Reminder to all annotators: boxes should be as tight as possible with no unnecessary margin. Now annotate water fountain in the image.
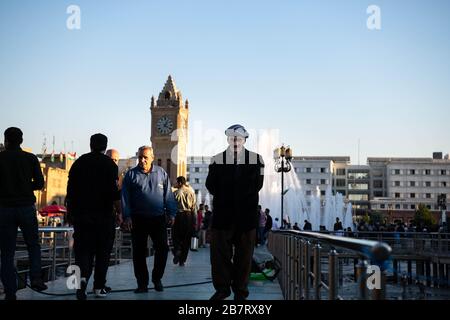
[256,130,354,231]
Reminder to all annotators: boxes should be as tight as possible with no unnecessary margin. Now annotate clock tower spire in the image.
[150,75,189,185]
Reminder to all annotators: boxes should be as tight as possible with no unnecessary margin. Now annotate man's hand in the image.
[122,217,132,232]
[116,213,123,227]
[167,216,175,227]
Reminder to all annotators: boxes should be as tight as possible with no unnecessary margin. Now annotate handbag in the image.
[190,236,199,251]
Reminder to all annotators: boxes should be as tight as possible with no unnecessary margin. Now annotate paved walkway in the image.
[9,246,283,300]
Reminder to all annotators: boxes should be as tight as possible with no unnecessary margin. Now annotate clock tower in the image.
[150,75,189,185]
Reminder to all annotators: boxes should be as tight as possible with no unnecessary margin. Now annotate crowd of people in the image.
[0,124,266,301]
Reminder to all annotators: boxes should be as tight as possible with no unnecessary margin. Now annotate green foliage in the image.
[413,204,435,228]
[369,211,385,224]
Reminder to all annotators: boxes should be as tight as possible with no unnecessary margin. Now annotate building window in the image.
[320,190,326,196]
[442,182,447,187]
[393,169,401,175]
[441,170,447,175]
[374,191,383,197]
[395,204,401,209]
[306,168,312,173]
[306,179,311,185]
[426,193,431,199]
[403,204,408,209]
[410,204,416,210]
[394,181,401,187]
[194,178,200,184]
[373,180,383,188]
[425,169,431,175]
[336,169,345,176]
[195,167,200,173]
[380,204,386,209]
[295,167,300,173]
[194,189,199,194]
[410,193,415,198]
[348,194,369,201]
[336,179,346,187]
[348,183,369,190]
[320,168,326,173]
[425,181,431,187]
[337,190,346,196]
[395,193,400,198]
[409,169,416,175]
[410,181,416,187]
[320,179,326,185]
[306,190,312,196]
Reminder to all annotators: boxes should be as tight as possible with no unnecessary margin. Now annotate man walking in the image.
[121,146,177,293]
[0,127,47,300]
[172,176,196,266]
[206,124,264,300]
[66,133,121,300]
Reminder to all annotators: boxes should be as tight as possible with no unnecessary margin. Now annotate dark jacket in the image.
[67,152,120,218]
[205,148,264,231]
[0,147,44,207]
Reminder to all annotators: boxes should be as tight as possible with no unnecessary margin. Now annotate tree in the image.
[369,211,385,225]
[413,204,435,230]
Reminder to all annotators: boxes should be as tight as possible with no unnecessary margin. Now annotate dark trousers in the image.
[73,216,115,290]
[0,205,42,295]
[131,215,168,288]
[210,227,256,298]
[172,211,195,264]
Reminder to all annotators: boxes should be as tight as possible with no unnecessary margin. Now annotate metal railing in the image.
[268,230,392,300]
[15,227,125,281]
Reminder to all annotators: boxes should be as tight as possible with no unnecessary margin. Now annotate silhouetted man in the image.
[333,217,343,231]
[0,127,47,300]
[67,133,121,300]
[206,124,264,300]
[121,146,177,293]
[303,220,312,231]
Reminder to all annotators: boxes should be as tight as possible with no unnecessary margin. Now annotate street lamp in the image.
[274,145,292,229]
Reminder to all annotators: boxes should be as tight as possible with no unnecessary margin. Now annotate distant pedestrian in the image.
[303,219,312,231]
[172,176,196,266]
[293,222,301,231]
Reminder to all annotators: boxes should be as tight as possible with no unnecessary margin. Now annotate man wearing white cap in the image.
[206,124,264,300]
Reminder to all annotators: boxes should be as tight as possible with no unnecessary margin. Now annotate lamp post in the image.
[274,145,292,229]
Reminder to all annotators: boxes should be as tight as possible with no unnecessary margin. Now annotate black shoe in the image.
[210,291,230,300]
[93,286,112,294]
[31,279,48,291]
[5,294,17,301]
[134,287,149,294]
[153,280,164,292]
[179,261,185,266]
[234,294,247,301]
[173,255,179,264]
[76,280,87,300]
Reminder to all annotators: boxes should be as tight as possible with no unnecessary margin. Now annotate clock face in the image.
[156,116,174,135]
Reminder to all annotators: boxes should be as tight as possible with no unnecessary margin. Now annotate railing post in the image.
[52,231,57,281]
[298,239,304,299]
[290,236,296,299]
[371,267,387,300]
[355,259,368,300]
[304,240,311,300]
[313,243,321,300]
[287,236,292,299]
[328,249,338,300]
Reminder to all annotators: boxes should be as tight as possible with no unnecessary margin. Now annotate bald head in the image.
[106,149,120,165]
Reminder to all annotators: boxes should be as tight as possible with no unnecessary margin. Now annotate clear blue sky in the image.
[1,0,449,162]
